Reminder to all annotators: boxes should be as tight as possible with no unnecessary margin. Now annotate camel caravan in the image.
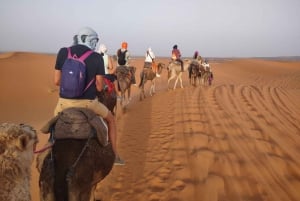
[0,59,213,201]
[166,57,213,90]
[0,45,213,201]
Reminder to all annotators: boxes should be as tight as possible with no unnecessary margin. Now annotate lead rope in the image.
[34,126,55,154]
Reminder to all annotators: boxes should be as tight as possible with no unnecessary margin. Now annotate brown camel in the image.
[138,62,165,100]
[97,78,117,115]
[0,123,38,201]
[189,61,200,86]
[37,107,115,201]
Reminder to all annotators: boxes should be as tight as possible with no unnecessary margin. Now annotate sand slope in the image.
[1,53,300,201]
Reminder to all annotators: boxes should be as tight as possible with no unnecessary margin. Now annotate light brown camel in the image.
[167,59,191,90]
[199,63,213,86]
[37,107,115,201]
[138,62,165,100]
[116,65,136,113]
[0,123,38,201]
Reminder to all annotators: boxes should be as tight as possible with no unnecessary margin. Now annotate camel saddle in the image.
[41,107,108,147]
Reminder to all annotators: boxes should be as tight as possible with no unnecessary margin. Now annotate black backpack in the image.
[117,49,127,65]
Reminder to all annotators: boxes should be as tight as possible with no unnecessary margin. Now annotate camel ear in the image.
[17,134,30,151]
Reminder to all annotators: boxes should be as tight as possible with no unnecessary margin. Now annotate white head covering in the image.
[98,44,107,54]
[76,27,99,50]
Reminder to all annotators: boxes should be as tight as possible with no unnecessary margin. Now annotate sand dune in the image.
[0,52,300,201]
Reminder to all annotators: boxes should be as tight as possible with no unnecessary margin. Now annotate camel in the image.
[167,59,192,90]
[97,77,117,115]
[116,65,136,113]
[189,61,200,86]
[138,62,165,100]
[199,63,213,86]
[37,107,115,201]
[0,123,38,201]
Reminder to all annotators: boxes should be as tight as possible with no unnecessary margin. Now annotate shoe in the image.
[133,84,137,87]
[114,156,125,165]
[156,73,161,77]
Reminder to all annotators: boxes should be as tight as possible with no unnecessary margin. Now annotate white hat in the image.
[98,44,107,54]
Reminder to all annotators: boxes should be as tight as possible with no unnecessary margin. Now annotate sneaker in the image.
[156,73,161,77]
[114,156,125,165]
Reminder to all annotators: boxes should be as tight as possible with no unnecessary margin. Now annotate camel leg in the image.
[127,86,131,104]
[173,76,179,90]
[140,84,145,101]
[167,78,172,89]
[120,90,125,110]
[167,71,177,90]
[150,84,154,96]
[179,74,184,88]
[150,81,155,96]
[167,77,174,90]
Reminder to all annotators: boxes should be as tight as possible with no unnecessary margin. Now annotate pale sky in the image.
[0,0,299,57]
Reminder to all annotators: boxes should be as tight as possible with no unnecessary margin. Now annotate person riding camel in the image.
[116,42,137,86]
[171,44,184,72]
[98,44,118,96]
[189,50,200,79]
[144,47,160,77]
[53,27,124,165]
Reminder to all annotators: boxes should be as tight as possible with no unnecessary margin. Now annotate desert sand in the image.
[0,52,300,201]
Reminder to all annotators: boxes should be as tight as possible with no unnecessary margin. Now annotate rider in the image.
[189,50,199,79]
[97,44,119,96]
[116,42,137,86]
[171,44,184,72]
[53,27,124,165]
[203,59,210,70]
[144,47,160,77]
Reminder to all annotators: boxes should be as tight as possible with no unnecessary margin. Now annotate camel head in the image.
[0,123,38,201]
[0,123,38,161]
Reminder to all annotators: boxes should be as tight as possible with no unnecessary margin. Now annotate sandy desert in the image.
[0,52,300,201]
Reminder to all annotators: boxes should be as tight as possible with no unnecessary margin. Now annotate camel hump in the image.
[116,65,129,74]
[191,60,199,66]
[41,107,108,146]
[171,60,181,66]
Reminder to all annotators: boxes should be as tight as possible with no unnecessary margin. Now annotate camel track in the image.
[95,61,300,201]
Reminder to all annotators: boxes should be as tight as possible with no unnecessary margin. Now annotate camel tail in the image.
[139,71,144,88]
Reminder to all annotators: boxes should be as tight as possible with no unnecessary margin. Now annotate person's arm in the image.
[125,51,130,65]
[178,49,182,58]
[95,75,104,92]
[54,48,66,86]
[54,69,61,86]
[149,51,155,62]
[108,56,116,74]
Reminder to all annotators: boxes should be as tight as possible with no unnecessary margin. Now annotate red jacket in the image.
[172,49,181,59]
